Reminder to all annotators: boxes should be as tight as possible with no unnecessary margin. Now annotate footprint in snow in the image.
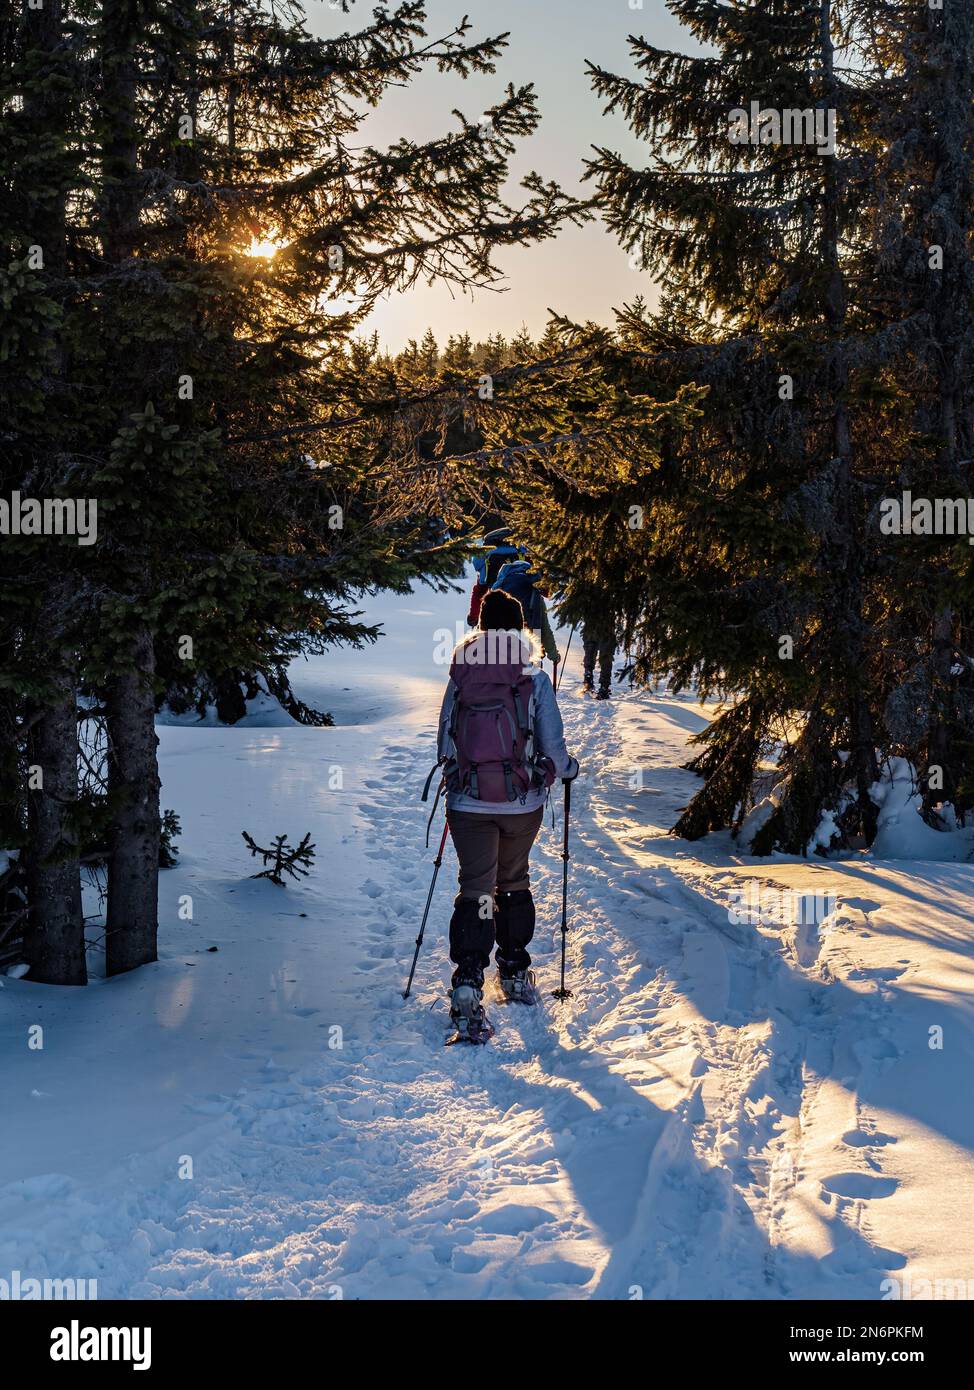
[364,920,387,933]
[842,1129,897,1148]
[821,1172,899,1199]
[521,1258,594,1287]
[451,1249,489,1274]
[846,965,906,983]
[474,1204,557,1235]
[852,1036,902,1068]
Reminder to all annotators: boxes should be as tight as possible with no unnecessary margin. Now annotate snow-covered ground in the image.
[3,577,974,1300]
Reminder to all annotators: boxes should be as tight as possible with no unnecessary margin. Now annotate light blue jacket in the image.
[437,660,576,815]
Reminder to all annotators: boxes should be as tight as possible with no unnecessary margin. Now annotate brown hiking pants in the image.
[447,807,544,900]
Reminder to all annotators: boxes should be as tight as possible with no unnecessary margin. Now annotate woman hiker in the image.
[434,589,579,1041]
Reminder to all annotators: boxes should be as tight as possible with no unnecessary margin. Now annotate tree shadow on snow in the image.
[472,1032,902,1300]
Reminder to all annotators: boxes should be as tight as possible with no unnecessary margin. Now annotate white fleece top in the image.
[436,656,575,815]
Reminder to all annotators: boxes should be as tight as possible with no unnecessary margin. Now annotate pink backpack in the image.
[439,635,554,803]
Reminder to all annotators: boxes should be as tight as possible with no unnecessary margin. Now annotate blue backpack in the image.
[491,560,543,632]
[474,543,521,587]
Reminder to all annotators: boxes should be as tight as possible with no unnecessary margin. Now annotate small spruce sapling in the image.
[159,811,182,869]
[241,831,316,887]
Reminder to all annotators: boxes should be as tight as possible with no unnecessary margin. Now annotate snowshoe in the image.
[446,984,494,1045]
[494,967,539,1006]
[595,687,611,701]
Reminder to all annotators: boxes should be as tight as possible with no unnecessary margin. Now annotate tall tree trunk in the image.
[25,687,86,986]
[21,0,87,983]
[821,0,879,844]
[105,625,160,975]
[100,0,140,264]
[24,583,86,981]
[921,0,971,819]
[99,2,162,972]
[0,684,21,850]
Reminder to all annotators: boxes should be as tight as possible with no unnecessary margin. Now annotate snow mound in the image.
[157,687,298,728]
[870,757,974,862]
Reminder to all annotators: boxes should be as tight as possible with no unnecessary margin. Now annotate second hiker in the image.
[468,531,561,671]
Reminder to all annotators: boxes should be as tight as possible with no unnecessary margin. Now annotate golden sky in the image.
[307,0,695,351]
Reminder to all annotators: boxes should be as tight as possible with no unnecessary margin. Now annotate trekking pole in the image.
[403,821,449,1000]
[556,625,575,692]
[552,778,573,1000]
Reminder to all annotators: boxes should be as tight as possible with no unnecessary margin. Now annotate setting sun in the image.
[245,235,280,259]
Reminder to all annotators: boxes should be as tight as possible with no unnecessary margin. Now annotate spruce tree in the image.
[572,0,974,853]
[2,0,88,983]
[850,0,974,822]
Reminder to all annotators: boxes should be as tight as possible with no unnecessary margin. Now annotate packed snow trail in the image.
[3,581,974,1299]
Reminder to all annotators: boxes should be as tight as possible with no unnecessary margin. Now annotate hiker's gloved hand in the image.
[563,757,580,782]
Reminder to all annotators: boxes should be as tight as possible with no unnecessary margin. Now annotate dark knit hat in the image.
[479,589,524,631]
